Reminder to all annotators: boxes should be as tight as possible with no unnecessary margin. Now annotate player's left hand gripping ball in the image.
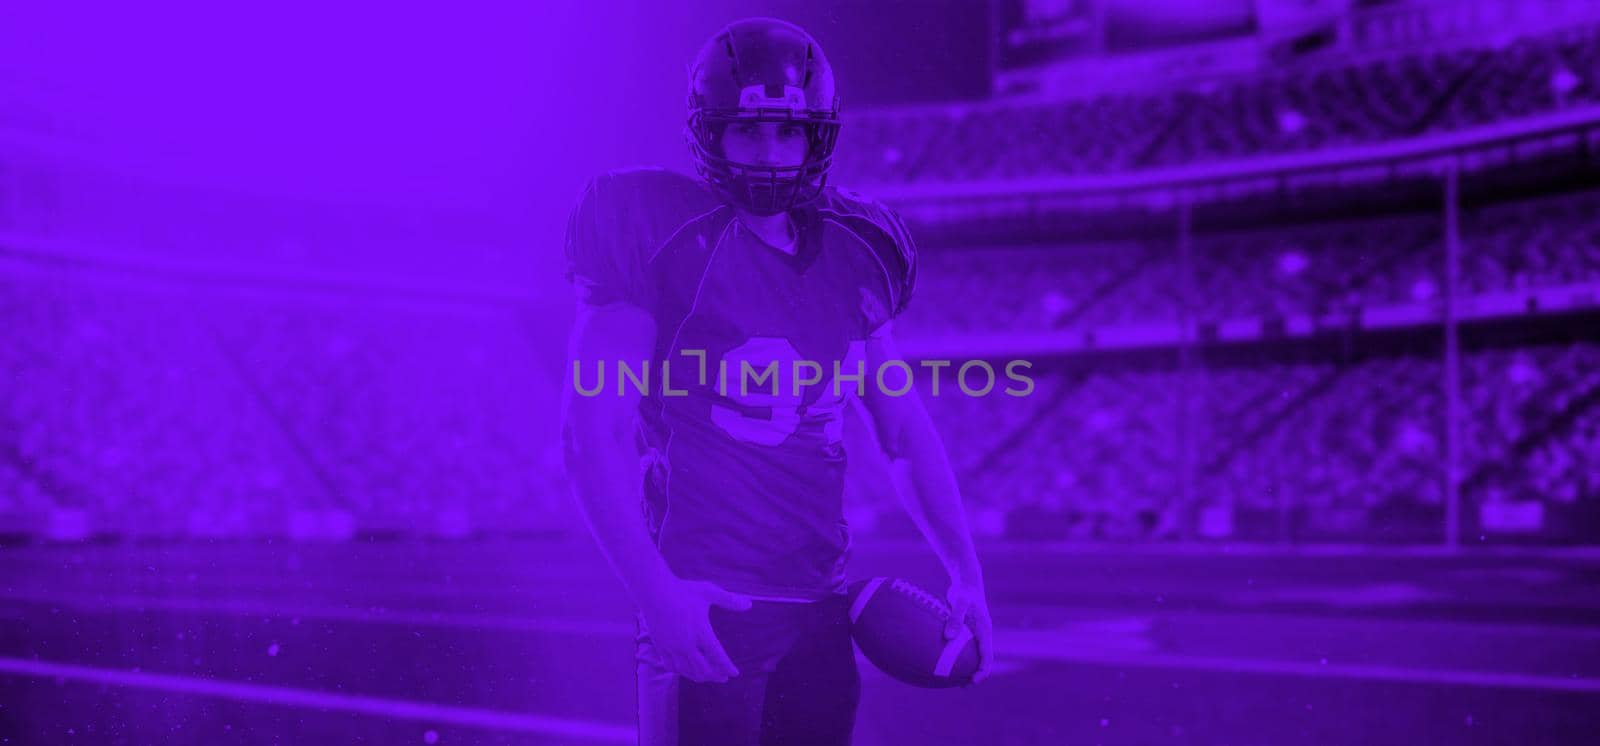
[846,577,991,688]
[944,579,995,685]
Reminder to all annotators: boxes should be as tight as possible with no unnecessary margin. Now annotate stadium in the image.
[3,1,1600,743]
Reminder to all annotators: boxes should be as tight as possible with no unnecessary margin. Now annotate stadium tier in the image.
[902,187,1600,334]
[3,262,1596,543]
[4,19,1599,546]
[905,342,1600,544]
[0,270,570,540]
[837,25,1600,183]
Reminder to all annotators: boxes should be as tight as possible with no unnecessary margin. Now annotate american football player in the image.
[560,17,994,745]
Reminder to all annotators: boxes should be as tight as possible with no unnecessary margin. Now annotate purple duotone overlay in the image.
[3,2,1600,744]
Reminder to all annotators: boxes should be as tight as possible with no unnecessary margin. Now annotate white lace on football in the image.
[891,579,951,622]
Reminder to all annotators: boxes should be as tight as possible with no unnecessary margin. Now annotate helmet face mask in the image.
[688,111,840,215]
[687,18,841,215]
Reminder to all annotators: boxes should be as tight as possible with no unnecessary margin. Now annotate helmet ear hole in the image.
[707,122,727,155]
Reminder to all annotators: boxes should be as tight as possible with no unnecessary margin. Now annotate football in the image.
[846,576,979,688]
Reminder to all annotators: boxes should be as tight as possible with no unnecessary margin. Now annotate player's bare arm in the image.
[560,300,751,684]
[857,322,997,684]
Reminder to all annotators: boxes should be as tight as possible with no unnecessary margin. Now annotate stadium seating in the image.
[901,188,1600,334]
[891,342,1600,542]
[836,26,1600,184]
[0,270,568,540]
[3,250,1596,542]
[6,24,1599,545]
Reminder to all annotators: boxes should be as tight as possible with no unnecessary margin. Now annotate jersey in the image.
[563,168,917,600]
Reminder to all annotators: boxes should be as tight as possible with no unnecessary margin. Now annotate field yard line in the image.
[1001,636,1600,693]
[0,656,634,743]
[0,588,635,636]
[9,589,1600,694]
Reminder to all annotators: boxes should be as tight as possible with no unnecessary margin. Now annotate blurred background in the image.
[4,1,1600,744]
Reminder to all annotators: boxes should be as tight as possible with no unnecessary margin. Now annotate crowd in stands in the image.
[904,187,1600,335]
[2,261,1595,543]
[835,25,1600,183]
[901,341,1600,542]
[6,24,1599,544]
[1465,344,1600,522]
[0,272,310,537]
[0,270,567,539]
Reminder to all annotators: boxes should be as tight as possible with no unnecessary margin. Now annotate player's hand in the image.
[945,580,995,685]
[638,576,753,684]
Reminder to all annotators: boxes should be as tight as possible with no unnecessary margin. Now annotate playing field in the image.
[4,539,1598,744]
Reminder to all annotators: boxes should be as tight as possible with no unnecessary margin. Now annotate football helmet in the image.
[687,18,841,215]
